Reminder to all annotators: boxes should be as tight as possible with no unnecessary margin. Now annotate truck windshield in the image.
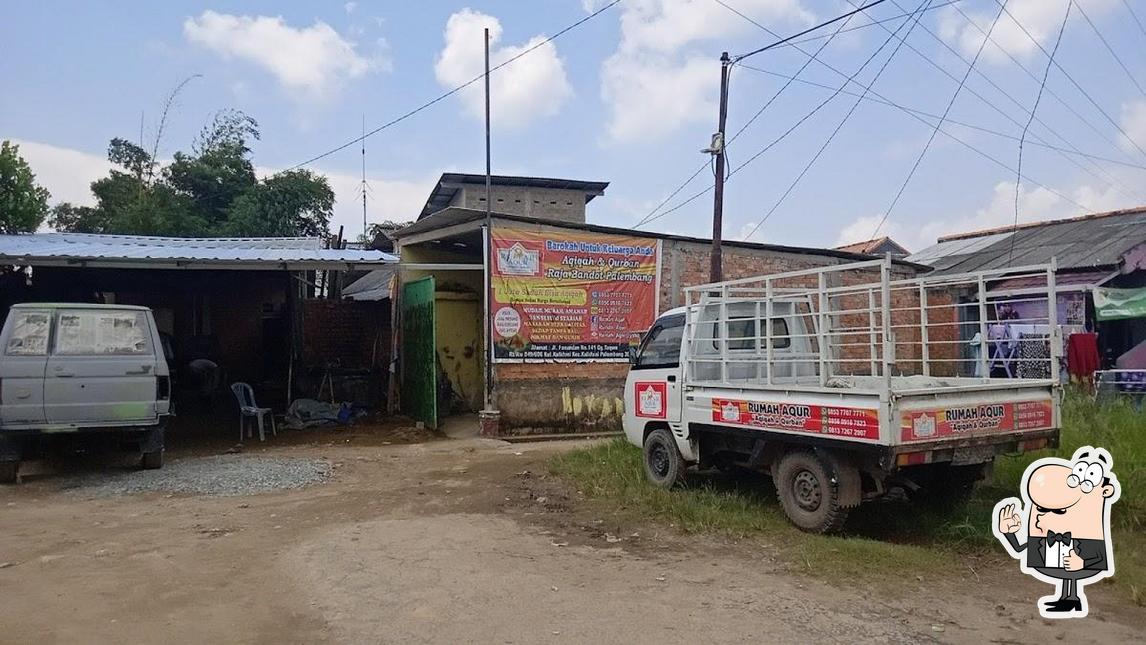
[634,315,685,369]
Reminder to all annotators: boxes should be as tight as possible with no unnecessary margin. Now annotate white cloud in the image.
[937,0,1117,64]
[836,178,1132,253]
[9,140,112,208]
[434,9,572,129]
[344,2,357,14]
[598,0,812,143]
[183,11,383,99]
[1119,99,1146,153]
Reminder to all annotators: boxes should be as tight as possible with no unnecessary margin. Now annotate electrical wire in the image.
[738,65,1146,175]
[1121,0,1146,42]
[1009,1,1072,263]
[992,0,1146,160]
[732,0,890,61]
[741,0,934,241]
[1075,1,1146,97]
[287,0,622,170]
[781,0,963,48]
[870,0,1012,240]
[634,0,867,228]
[878,0,1141,202]
[639,0,912,231]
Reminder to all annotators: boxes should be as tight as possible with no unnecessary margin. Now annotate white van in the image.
[0,304,172,482]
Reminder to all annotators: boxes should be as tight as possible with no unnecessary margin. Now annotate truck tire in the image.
[0,461,17,484]
[774,450,848,534]
[140,450,163,470]
[643,428,685,489]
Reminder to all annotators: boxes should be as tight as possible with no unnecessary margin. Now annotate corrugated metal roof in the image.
[0,233,397,270]
[906,208,1146,275]
[343,266,396,301]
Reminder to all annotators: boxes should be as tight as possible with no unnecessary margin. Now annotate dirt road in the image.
[0,436,1140,643]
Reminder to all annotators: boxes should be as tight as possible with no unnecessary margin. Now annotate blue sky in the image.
[4,0,1146,252]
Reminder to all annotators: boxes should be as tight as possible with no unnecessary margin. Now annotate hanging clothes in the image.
[1066,332,1100,382]
[1018,333,1051,379]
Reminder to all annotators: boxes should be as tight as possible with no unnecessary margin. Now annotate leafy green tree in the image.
[226,170,334,237]
[0,140,51,233]
[49,109,334,239]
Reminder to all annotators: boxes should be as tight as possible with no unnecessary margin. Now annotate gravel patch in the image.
[60,455,332,497]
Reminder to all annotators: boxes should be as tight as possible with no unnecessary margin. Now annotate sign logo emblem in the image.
[497,242,540,276]
[913,413,936,438]
[634,382,667,419]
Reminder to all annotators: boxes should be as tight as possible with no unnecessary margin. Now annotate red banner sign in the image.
[711,398,880,440]
[900,400,1054,442]
[491,227,659,361]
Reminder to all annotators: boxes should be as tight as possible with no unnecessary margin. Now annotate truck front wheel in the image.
[774,450,848,534]
[643,428,685,488]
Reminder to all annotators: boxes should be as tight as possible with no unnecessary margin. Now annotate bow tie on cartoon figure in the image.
[994,446,1121,618]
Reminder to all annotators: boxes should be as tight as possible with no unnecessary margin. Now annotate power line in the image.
[288,0,622,170]
[1122,0,1146,42]
[634,0,869,228]
[738,65,1146,176]
[1009,1,1072,263]
[742,0,934,241]
[640,0,918,231]
[871,0,1011,239]
[782,0,964,48]
[992,0,1146,160]
[878,0,1141,203]
[1075,1,1146,97]
[733,0,890,61]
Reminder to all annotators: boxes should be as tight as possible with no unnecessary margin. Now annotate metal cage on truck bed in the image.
[681,257,1062,397]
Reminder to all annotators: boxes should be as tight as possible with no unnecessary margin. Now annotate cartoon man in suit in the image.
[994,446,1120,618]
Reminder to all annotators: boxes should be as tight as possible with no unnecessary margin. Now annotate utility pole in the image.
[483,26,495,412]
[361,114,368,243]
[710,51,731,283]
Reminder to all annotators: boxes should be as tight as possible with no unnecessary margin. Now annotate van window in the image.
[5,310,50,356]
[634,315,685,369]
[724,317,791,351]
[54,310,151,356]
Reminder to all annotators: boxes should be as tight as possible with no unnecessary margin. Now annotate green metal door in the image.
[401,276,437,429]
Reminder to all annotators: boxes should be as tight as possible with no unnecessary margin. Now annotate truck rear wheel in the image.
[774,450,848,534]
[643,428,685,489]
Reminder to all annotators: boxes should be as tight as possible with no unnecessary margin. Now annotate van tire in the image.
[774,450,848,534]
[140,450,163,470]
[0,461,17,484]
[643,429,685,489]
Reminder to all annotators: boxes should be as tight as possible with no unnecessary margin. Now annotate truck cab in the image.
[0,304,172,482]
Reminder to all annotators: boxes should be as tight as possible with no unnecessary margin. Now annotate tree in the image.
[0,140,50,234]
[226,170,334,238]
[50,108,334,239]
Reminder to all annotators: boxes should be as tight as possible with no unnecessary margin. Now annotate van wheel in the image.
[0,461,18,484]
[643,429,685,489]
[774,450,848,534]
[140,450,163,470]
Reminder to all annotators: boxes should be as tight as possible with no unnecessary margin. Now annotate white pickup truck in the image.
[623,258,1062,533]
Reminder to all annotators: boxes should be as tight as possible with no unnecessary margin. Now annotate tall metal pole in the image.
[361,114,368,242]
[483,27,495,410]
[710,52,731,283]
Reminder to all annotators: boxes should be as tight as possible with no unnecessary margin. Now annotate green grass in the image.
[550,392,1146,602]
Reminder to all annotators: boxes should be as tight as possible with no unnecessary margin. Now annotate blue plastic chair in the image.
[231,382,276,442]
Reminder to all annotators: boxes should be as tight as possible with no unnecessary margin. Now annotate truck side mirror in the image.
[628,345,639,365]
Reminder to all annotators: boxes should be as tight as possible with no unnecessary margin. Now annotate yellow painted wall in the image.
[434,292,482,412]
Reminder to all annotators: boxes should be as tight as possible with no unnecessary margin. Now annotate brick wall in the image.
[302,299,391,370]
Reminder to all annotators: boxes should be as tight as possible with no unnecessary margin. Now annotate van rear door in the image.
[0,309,51,425]
[44,309,158,425]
